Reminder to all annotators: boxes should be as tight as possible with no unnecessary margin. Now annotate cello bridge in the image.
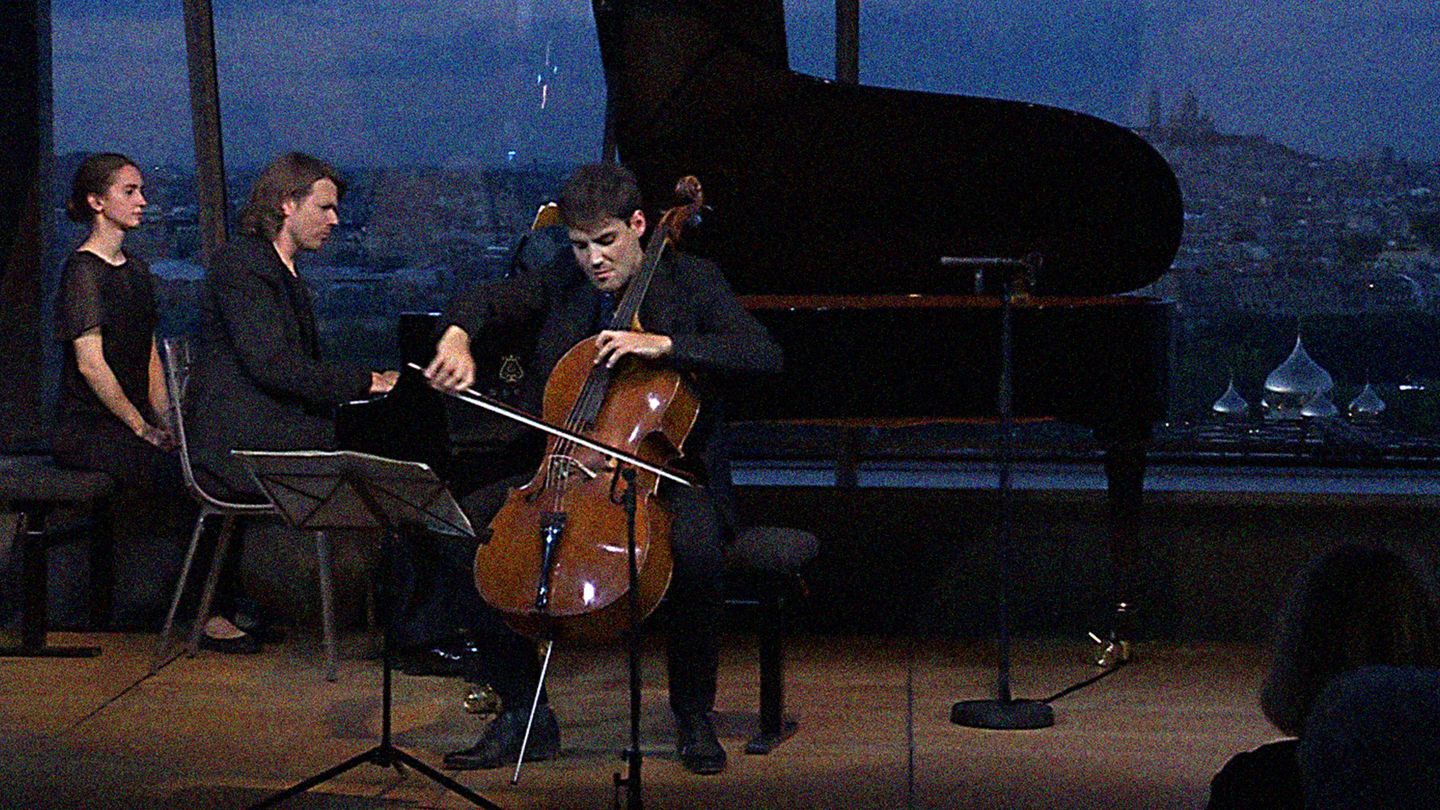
[547,454,599,480]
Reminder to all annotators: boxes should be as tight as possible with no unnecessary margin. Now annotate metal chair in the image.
[152,336,341,680]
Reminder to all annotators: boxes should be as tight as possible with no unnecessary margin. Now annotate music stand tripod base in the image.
[951,698,1054,730]
[231,450,499,810]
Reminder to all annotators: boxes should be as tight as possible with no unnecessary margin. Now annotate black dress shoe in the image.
[676,712,727,775]
[246,624,287,643]
[443,706,560,770]
[231,599,283,641]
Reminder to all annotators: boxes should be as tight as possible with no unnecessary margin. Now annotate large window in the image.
[49,1,606,372]
[49,0,196,383]
[205,0,607,367]
[46,1,1440,454]
[856,1,1440,447]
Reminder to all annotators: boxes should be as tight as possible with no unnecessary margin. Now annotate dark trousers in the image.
[397,476,726,718]
[52,418,195,625]
[53,416,185,503]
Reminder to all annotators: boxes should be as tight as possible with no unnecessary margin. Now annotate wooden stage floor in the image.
[1,632,1275,808]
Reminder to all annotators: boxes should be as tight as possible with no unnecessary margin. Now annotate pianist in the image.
[184,152,397,652]
[421,162,781,775]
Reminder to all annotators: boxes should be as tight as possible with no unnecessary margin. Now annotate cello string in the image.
[539,206,684,513]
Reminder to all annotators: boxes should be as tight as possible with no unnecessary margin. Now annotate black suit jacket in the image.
[186,234,372,498]
[443,230,782,529]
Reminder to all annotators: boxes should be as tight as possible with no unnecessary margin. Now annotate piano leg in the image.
[834,427,863,490]
[1098,433,1150,665]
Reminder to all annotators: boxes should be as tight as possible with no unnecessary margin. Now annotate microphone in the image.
[939,254,1042,295]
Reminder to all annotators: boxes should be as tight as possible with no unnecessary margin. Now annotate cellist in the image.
[423,163,782,775]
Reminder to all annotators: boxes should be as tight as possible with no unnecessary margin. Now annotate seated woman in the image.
[52,152,187,627]
[54,153,175,479]
[1207,544,1440,809]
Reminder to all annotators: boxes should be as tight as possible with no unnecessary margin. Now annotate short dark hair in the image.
[66,153,138,223]
[558,163,643,228]
[237,151,346,240]
[1261,544,1440,736]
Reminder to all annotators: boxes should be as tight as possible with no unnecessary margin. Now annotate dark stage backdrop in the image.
[0,0,49,449]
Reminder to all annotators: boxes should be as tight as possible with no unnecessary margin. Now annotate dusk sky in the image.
[49,0,1440,168]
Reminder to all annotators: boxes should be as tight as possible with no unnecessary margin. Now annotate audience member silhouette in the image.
[1207,544,1440,809]
[1298,665,1440,809]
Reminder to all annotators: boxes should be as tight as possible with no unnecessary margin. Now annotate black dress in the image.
[52,250,173,492]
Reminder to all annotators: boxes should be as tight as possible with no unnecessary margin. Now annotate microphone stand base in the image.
[950,699,1054,730]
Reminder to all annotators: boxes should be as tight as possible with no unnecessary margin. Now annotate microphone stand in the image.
[612,466,644,810]
[943,255,1054,731]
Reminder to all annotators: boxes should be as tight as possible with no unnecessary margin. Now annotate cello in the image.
[473,177,706,643]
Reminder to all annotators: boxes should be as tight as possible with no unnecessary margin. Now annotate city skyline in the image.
[48,0,1440,169]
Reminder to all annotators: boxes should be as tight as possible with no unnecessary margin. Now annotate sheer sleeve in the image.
[54,254,108,342]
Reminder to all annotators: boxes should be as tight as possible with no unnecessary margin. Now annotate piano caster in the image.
[1089,633,1133,668]
[1089,602,1137,668]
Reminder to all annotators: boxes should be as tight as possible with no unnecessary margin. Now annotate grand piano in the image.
[343,0,1182,620]
[592,0,1182,606]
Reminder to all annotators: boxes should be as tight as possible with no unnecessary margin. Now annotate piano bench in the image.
[725,525,818,754]
[0,453,115,658]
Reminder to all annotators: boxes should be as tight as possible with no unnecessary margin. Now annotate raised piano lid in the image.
[593,0,1184,297]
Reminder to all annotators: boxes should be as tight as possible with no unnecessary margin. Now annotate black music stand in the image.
[232,449,502,810]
